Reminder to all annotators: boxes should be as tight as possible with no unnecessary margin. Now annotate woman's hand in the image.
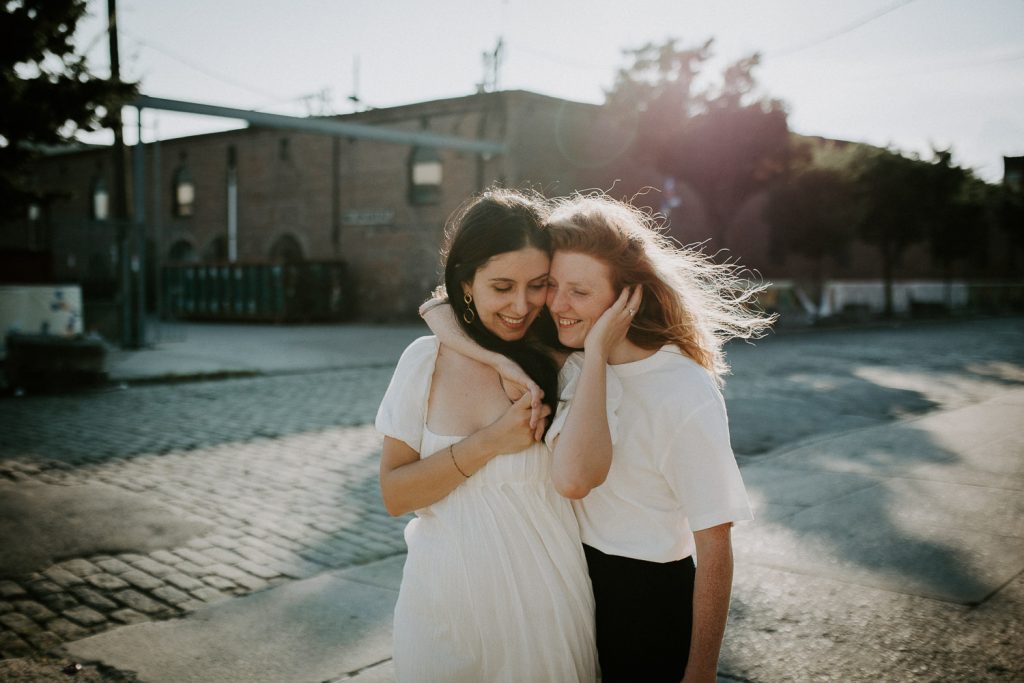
[584,286,643,360]
[495,357,545,439]
[423,301,545,437]
[484,393,552,454]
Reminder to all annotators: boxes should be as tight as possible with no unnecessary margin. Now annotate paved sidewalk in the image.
[66,557,405,683]
[105,320,427,383]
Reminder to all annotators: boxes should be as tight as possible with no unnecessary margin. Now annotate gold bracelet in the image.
[449,443,470,478]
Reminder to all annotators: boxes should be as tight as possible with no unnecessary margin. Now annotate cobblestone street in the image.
[1,318,1022,680]
[1,366,408,659]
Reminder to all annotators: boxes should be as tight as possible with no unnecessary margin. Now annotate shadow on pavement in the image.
[737,396,1024,605]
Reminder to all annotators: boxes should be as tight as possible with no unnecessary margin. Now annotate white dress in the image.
[375,336,598,683]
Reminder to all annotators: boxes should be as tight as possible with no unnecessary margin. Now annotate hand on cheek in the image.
[584,286,642,358]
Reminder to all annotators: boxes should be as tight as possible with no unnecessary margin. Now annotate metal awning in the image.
[132,95,505,155]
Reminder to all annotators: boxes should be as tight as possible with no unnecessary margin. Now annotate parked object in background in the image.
[755,281,817,327]
[0,284,107,393]
[0,285,85,360]
[3,333,106,393]
[816,280,1024,320]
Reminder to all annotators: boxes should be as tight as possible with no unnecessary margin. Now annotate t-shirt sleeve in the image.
[374,336,438,453]
[545,352,623,449]
[659,386,753,531]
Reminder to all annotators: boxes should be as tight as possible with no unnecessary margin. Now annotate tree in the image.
[605,39,793,249]
[991,182,1024,271]
[854,150,927,316]
[763,167,859,310]
[853,148,983,317]
[0,0,136,219]
[925,152,987,302]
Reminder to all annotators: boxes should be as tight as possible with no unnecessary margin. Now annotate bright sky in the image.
[73,0,1024,182]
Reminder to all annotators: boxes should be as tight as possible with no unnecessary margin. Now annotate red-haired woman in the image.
[423,192,773,682]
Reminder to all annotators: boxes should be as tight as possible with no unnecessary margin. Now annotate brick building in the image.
[4,90,639,322]
[3,89,1019,326]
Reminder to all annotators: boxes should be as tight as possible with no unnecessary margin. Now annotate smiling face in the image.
[463,247,551,342]
[546,251,618,349]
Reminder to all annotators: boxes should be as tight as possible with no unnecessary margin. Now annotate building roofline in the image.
[30,89,601,157]
[328,89,599,121]
[132,95,506,153]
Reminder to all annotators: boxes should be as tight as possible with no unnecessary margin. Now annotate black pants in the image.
[583,544,695,683]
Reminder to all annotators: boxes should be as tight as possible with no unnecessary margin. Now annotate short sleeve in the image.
[659,385,753,531]
[375,336,439,453]
[545,351,622,449]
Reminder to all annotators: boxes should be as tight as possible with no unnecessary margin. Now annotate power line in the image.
[120,28,286,102]
[768,0,919,59]
[78,24,111,61]
[922,48,1024,71]
[853,47,1024,82]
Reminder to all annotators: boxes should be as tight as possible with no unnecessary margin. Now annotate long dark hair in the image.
[441,188,560,430]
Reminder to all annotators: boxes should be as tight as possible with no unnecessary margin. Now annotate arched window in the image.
[168,239,198,264]
[409,146,442,205]
[172,166,195,217]
[204,235,228,262]
[269,234,304,264]
[91,177,110,221]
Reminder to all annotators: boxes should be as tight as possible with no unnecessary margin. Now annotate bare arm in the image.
[421,300,509,373]
[550,287,641,499]
[681,523,735,683]
[380,393,546,516]
[421,299,544,433]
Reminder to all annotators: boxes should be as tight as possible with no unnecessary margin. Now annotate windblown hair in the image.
[440,188,560,425]
[545,192,775,384]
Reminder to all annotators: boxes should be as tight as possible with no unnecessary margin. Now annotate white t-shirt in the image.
[547,347,753,563]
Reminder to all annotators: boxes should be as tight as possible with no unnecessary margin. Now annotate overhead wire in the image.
[119,27,286,103]
[850,47,1024,82]
[768,0,919,59]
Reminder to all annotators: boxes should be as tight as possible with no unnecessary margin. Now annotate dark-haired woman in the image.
[375,189,602,682]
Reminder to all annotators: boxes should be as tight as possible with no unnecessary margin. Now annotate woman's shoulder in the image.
[650,348,722,400]
[392,335,440,374]
[400,335,439,357]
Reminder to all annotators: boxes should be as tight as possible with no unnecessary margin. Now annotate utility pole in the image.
[108,0,136,347]
[348,56,361,111]
[478,38,504,93]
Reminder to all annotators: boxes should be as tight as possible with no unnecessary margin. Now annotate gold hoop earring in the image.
[462,292,475,324]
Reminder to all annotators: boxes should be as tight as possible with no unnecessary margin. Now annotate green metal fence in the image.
[162,261,351,322]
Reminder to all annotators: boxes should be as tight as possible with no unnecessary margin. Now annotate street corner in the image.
[65,558,404,683]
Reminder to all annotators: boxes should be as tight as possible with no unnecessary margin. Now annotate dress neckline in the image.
[423,423,468,440]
